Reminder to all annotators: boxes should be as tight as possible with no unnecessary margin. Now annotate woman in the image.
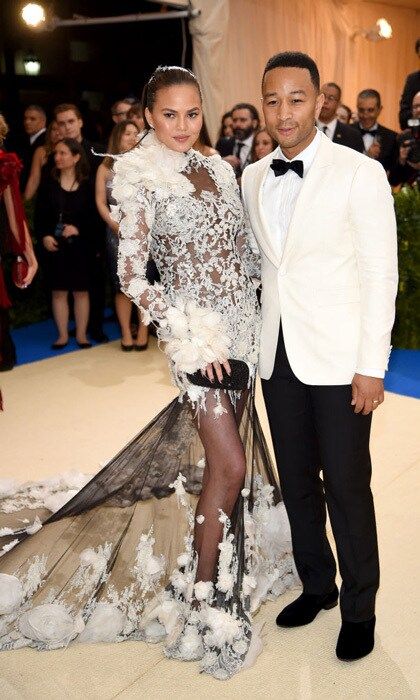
[217,110,233,140]
[96,120,149,350]
[250,127,276,162]
[35,138,96,349]
[126,102,145,132]
[0,114,38,380]
[24,120,62,201]
[0,69,295,679]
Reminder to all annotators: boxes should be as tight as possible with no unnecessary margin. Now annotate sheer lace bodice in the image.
[112,131,261,411]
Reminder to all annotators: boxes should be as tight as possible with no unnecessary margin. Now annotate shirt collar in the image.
[317,118,337,134]
[237,133,254,148]
[29,127,46,145]
[272,128,322,175]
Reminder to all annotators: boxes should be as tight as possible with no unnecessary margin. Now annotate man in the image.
[399,38,420,130]
[352,89,398,172]
[17,105,47,189]
[317,83,363,152]
[54,103,107,343]
[216,103,259,176]
[389,91,420,187]
[111,99,133,125]
[242,51,398,662]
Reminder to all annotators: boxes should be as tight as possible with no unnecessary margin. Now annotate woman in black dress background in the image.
[35,138,98,349]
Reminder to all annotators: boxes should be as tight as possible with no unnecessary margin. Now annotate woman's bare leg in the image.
[73,291,90,344]
[194,390,248,584]
[51,290,69,344]
[115,292,133,346]
[136,308,149,347]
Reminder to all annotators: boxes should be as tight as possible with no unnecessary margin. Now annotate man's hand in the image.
[367,141,381,160]
[351,374,384,415]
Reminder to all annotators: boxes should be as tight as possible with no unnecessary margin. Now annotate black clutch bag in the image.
[187,359,249,391]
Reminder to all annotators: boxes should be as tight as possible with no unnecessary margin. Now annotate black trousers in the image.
[261,326,380,622]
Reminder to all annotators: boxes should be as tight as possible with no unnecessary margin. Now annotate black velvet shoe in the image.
[134,342,148,351]
[51,342,68,350]
[76,341,92,349]
[121,342,134,352]
[276,585,338,627]
[336,616,375,661]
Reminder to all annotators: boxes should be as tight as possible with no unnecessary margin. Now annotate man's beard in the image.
[233,125,254,141]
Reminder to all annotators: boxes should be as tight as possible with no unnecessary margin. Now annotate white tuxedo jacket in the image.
[242,133,398,384]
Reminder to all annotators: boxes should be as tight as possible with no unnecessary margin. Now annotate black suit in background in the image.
[262,325,379,623]
[331,121,364,153]
[215,136,252,174]
[399,70,420,130]
[351,122,398,172]
[9,130,46,191]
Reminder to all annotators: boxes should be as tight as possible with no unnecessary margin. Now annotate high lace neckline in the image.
[140,129,194,172]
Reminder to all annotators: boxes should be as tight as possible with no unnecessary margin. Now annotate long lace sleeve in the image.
[112,153,232,375]
[114,182,168,325]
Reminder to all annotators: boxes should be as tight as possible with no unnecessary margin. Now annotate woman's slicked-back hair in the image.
[263,51,320,92]
[141,66,202,130]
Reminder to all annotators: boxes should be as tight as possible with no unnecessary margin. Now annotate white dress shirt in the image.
[316,118,337,140]
[262,127,383,379]
[29,127,46,145]
[262,128,321,253]
[361,124,379,153]
[235,133,254,168]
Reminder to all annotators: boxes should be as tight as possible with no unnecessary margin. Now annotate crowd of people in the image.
[0,39,418,369]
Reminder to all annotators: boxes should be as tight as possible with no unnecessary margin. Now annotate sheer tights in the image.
[194,389,249,584]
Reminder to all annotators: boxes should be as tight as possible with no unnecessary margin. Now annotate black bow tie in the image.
[270,159,304,178]
[360,128,378,136]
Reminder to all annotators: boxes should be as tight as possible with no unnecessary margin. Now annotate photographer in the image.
[389,92,420,188]
[35,138,97,349]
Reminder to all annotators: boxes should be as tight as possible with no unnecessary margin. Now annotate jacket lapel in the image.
[254,157,282,266]
[281,133,334,263]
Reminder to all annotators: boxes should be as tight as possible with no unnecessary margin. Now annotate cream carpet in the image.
[0,339,419,699]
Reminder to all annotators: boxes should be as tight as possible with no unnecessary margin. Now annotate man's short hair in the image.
[231,102,260,124]
[323,82,342,101]
[263,51,320,92]
[25,104,46,118]
[54,103,82,119]
[111,99,132,116]
[357,89,381,107]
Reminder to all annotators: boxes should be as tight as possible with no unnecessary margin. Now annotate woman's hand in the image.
[62,224,79,238]
[43,235,59,252]
[202,359,231,383]
[20,247,38,287]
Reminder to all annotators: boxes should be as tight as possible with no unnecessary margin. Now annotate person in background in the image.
[0,114,38,377]
[54,103,107,343]
[352,89,398,172]
[399,38,420,130]
[250,127,276,162]
[126,102,145,132]
[217,110,233,140]
[317,83,363,152]
[35,138,98,350]
[216,103,260,176]
[95,120,149,351]
[13,105,47,191]
[336,104,352,124]
[389,92,420,188]
[110,100,132,125]
[24,120,62,200]
[193,119,217,157]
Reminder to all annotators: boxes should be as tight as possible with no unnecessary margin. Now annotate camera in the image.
[406,118,420,164]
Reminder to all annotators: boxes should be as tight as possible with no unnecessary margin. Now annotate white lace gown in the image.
[0,132,298,680]
[113,130,261,413]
